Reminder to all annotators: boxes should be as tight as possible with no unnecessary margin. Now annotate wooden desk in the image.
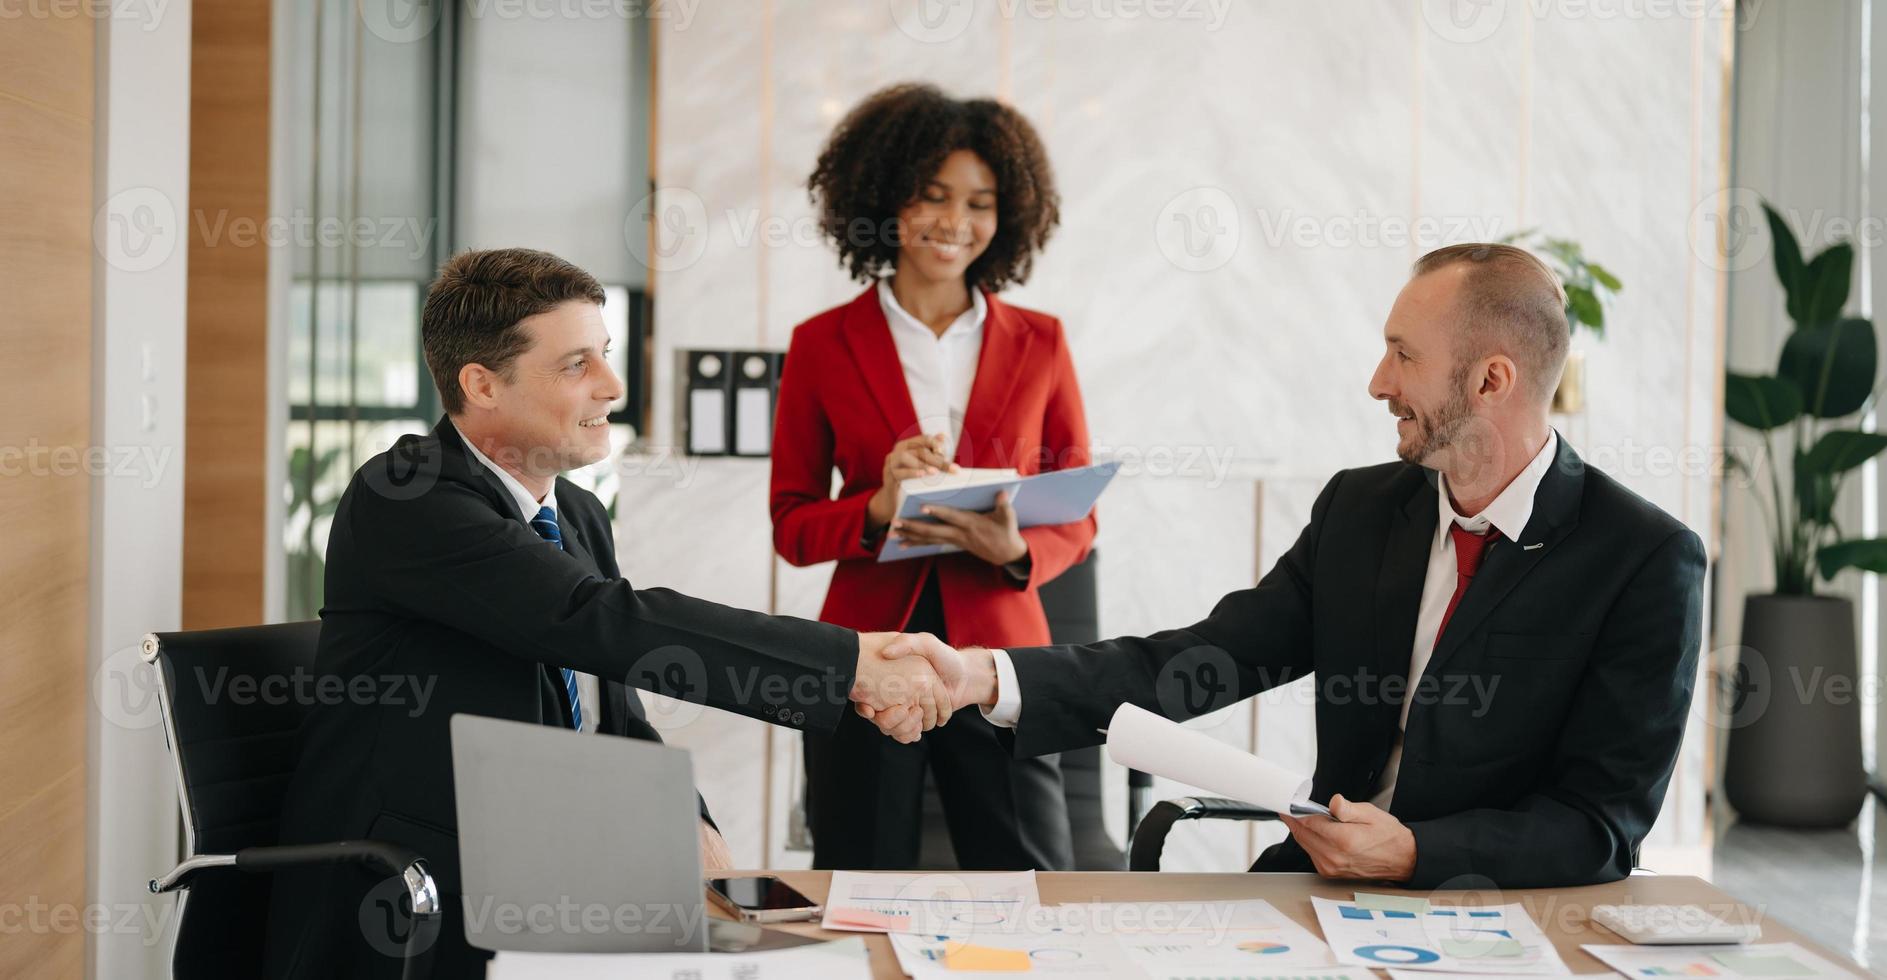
[719,871,1864,978]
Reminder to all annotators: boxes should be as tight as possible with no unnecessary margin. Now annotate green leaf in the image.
[1802,430,1887,476]
[1778,317,1877,418]
[1795,460,1836,526]
[1586,262,1622,292]
[1764,201,1805,301]
[1724,372,1804,431]
[1566,284,1604,332]
[1795,242,1854,326]
[1818,537,1887,579]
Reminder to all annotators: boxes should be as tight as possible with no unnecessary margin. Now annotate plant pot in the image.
[1722,594,1868,827]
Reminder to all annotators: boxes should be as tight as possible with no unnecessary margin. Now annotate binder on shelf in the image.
[681,350,731,456]
[731,350,779,457]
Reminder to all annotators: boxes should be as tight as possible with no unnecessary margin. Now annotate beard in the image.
[1395,364,1477,465]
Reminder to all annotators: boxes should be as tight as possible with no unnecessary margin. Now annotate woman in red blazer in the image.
[770,84,1095,871]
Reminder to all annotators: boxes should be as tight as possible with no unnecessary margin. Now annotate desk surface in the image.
[719,870,1863,978]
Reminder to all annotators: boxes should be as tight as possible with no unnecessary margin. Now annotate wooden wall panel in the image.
[183,0,272,629]
[0,12,94,979]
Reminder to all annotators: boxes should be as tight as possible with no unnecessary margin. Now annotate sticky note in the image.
[826,907,903,931]
[1711,951,1812,977]
[1355,891,1431,914]
[944,942,1031,971]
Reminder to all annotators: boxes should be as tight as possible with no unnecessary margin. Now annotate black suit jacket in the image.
[1004,438,1705,888]
[264,418,857,977]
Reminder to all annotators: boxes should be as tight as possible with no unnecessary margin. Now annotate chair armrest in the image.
[151,840,439,915]
[151,840,441,980]
[1128,796,1279,872]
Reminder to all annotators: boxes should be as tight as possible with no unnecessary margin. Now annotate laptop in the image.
[449,713,708,953]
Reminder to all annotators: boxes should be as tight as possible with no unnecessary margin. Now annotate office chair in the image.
[1128,796,1278,871]
[906,549,1127,870]
[1036,549,1127,871]
[143,622,441,980]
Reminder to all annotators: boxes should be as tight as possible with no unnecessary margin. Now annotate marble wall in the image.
[618,0,1731,873]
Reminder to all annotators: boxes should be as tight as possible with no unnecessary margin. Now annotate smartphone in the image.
[706,876,823,924]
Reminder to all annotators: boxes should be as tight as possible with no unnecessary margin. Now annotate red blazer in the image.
[770,285,1097,648]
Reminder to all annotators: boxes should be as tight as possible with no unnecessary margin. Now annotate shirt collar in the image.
[452,419,553,522]
[877,278,987,339]
[1435,430,1559,542]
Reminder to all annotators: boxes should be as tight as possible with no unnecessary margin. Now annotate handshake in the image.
[849,632,999,743]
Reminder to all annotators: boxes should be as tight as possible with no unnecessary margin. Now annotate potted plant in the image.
[1500,231,1622,413]
[1720,202,1879,827]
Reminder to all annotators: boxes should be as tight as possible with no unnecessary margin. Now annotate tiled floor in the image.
[1711,794,1886,973]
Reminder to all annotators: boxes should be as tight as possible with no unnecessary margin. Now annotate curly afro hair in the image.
[808,83,1059,292]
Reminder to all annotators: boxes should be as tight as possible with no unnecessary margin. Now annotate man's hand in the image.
[698,819,734,872]
[889,490,1028,567]
[851,631,949,743]
[1277,794,1417,882]
[855,637,1002,737]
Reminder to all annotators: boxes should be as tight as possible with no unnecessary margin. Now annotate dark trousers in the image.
[803,574,1073,871]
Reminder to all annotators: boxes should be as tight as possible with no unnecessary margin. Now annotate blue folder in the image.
[877,461,1120,563]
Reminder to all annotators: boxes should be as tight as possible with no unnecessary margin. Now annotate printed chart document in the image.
[1312,896,1569,974]
[889,900,1341,980]
[487,936,871,980]
[820,871,1039,935]
[1084,900,1337,974]
[1583,942,1861,979]
[1104,703,1331,817]
[878,461,1120,562]
[1390,973,1608,980]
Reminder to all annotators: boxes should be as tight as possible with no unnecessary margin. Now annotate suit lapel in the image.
[1374,469,1437,705]
[955,290,1032,468]
[839,286,922,439]
[1420,437,1586,675]
[550,481,600,575]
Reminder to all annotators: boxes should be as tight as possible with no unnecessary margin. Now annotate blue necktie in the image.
[529,505,584,732]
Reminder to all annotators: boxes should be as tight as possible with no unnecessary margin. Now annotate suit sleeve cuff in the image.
[979,648,1023,728]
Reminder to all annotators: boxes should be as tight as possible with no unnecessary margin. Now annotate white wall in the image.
[626,1,1729,874]
[88,2,192,976]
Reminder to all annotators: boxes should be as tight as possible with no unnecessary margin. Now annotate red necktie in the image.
[1435,525,1498,643]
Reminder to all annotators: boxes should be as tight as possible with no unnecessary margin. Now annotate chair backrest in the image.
[1037,550,1124,871]
[143,620,323,977]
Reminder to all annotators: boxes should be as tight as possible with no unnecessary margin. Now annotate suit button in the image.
[791,711,805,725]
[761,704,775,716]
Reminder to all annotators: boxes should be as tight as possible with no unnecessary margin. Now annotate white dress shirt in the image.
[878,278,986,455]
[453,421,603,733]
[982,430,1563,801]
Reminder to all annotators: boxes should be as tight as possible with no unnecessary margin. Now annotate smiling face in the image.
[894,148,998,285]
[1369,269,1480,465]
[459,299,622,479]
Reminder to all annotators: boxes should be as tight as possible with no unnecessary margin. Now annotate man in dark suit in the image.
[878,242,1707,888]
[264,248,955,978]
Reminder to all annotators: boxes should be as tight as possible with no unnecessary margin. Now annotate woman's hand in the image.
[890,490,1029,567]
[867,434,956,532]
